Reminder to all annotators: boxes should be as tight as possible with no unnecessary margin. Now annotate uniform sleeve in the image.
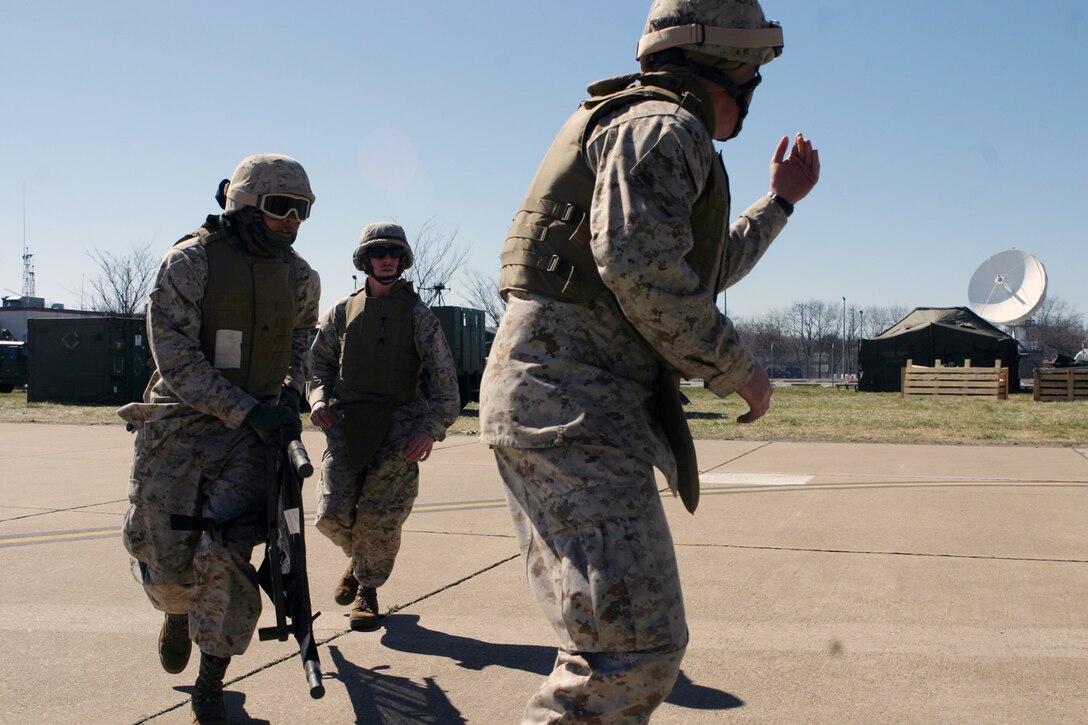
[306,301,345,408]
[722,194,788,289]
[414,304,461,441]
[585,111,780,398]
[285,257,321,395]
[146,246,257,427]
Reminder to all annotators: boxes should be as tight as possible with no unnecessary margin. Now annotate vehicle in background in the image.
[0,340,28,393]
[767,365,803,379]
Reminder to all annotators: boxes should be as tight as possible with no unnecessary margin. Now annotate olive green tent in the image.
[858,307,1020,393]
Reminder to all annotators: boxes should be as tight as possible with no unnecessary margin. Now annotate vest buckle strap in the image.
[556,203,583,224]
[523,197,585,225]
[500,250,571,276]
[546,255,568,274]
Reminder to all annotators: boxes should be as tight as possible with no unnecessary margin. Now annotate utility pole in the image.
[841,296,847,379]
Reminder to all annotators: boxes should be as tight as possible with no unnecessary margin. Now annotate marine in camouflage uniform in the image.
[480,1,821,722]
[307,221,460,631]
[119,154,320,724]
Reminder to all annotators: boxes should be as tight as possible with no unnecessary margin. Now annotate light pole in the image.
[770,343,775,380]
[842,296,847,380]
[858,309,865,378]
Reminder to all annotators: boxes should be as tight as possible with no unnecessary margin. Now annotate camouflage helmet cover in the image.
[353,221,415,272]
[224,153,315,214]
[637,0,784,66]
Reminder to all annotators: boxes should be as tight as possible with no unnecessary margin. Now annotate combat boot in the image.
[158,612,191,674]
[190,652,231,725]
[349,586,380,631]
[333,562,358,606]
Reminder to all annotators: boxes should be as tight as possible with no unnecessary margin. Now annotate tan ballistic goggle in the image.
[258,193,312,221]
[636,22,784,62]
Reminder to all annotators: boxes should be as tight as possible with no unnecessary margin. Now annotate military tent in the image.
[858,307,1020,393]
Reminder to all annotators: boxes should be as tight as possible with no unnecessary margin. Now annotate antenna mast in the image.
[21,188,35,298]
[427,282,447,306]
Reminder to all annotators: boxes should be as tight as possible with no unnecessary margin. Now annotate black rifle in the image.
[256,429,325,699]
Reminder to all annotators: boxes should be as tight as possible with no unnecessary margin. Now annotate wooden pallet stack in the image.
[1033,367,1088,402]
[901,359,1008,400]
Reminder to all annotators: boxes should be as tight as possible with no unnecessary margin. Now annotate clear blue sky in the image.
[2,1,1085,326]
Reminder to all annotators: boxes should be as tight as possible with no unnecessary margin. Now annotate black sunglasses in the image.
[366,245,404,260]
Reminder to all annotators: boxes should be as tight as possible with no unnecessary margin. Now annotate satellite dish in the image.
[967,249,1047,325]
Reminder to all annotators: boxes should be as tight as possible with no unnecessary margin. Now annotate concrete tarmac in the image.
[1,422,1086,724]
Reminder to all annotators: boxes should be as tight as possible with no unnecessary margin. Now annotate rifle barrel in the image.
[287,438,314,478]
[305,658,325,699]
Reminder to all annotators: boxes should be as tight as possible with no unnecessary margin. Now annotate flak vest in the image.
[497,73,732,514]
[177,217,296,400]
[337,281,421,406]
[499,72,731,303]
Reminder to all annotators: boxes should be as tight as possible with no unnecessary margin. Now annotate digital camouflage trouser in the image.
[122,415,265,658]
[494,445,688,725]
[314,422,418,588]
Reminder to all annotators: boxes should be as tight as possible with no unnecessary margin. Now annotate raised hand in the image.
[769,133,820,205]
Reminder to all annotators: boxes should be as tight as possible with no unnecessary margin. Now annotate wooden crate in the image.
[901,359,1008,400]
[1033,367,1088,402]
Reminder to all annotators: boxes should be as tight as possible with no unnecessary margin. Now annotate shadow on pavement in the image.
[377,613,743,715]
[666,669,744,711]
[172,686,269,725]
[327,645,467,724]
[379,613,553,674]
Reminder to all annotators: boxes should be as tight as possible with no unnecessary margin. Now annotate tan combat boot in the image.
[333,562,358,606]
[190,652,231,725]
[158,612,192,674]
[349,586,380,631]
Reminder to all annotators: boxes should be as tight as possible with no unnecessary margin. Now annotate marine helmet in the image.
[353,221,414,280]
[637,0,783,67]
[223,153,315,219]
[638,0,784,140]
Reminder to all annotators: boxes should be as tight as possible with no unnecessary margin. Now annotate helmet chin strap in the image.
[692,62,754,141]
[723,95,750,141]
[654,50,755,141]
[362,261,403,285]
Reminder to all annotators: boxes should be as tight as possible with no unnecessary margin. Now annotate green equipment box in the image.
[430,306,487,404]
[27,317,151,404]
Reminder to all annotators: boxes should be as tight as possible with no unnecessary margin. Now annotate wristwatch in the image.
[768,193,794,217]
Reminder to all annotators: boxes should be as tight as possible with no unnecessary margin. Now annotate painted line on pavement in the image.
[4,480,1087,548]
[0,527,122,547]
[699,480,1088,496]
[700,472,814,486]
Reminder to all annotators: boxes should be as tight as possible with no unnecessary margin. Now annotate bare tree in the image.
[862,304,910,338]
[779,299,838,377]
[87,244,158,317]
[462,269,506,328]
[404,218,470,307]
[735,315,796,376]
[1030,296,1087,358]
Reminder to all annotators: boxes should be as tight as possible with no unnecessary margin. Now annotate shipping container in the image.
[430,306,487,404]
[27,317,151,404]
